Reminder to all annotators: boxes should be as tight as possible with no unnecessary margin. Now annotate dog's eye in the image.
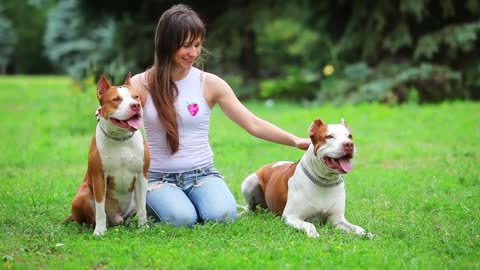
[326,135,334,139]
[112,97,122,103]
[349,134,353,139]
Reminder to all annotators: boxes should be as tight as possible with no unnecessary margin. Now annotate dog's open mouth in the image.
[110,114,142,131]
[324,154,353,173]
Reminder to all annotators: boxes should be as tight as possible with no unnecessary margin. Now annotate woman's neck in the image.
[171,66,191,81]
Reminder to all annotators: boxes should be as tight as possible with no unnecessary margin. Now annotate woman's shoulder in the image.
[132,69,153,91]
[203,71,228,89]
[131,70,148,86]
[130,70,150,104]
[202,70,236,105]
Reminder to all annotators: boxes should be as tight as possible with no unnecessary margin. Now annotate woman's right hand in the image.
[95,106,101,121]
[295,137,311,150]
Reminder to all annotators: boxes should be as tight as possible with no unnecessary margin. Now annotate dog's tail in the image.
[60,214,73,225]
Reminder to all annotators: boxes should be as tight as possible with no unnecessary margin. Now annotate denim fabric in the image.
[146,166,237,227]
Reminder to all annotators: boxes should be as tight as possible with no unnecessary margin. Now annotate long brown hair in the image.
[147,4,206,154]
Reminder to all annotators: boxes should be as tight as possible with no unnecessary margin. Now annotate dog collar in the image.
[99,125,135,141]
[300,163,343,188]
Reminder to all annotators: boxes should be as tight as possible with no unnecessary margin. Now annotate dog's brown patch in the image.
[143,140,150,178]
[87,138,105,204]
[257,161,298,215]
[70,182,95,225]
[309,119,328,156]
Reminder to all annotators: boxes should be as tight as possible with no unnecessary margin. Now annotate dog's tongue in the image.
[127,118,142,130]
[338,158,352,173]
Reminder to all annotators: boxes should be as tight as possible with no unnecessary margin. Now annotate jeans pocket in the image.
[148,178,178,192]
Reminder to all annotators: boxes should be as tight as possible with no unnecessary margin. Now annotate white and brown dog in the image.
[66,73,150,236]
[241,118,373,238]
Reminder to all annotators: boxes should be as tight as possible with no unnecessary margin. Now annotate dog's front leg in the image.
[330,215,374,238]
[92,175,107,236]
[283,214,320,238]
[134,175,148,227]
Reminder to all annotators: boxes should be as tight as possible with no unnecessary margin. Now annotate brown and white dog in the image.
[241,118,373,238]
[66,73,150,236]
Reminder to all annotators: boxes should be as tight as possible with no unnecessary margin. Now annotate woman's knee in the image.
[163,210,198,227]
[201,206,237,223]
[146,184,198,227]
[190,176,238,223]
[147,202,198,227]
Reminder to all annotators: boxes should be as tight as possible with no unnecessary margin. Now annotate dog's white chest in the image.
[96,129,145,182]
[286,171,346,219]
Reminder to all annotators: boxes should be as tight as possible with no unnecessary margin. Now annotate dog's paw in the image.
[111,215,124,226]
[138,223,149,232]
[93,227,107,236]
[351,225,375,239]
[138,219,148,228]
[362,232,375,239]
[303,223,320,238]
[349,224,370,236]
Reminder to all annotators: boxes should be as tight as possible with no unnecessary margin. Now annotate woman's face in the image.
[173,35,202,71]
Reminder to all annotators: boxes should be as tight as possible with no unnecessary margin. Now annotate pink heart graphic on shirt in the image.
[187,103,199,116]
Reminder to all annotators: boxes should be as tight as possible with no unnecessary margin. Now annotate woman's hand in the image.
[295,138,311,150]
[95,106,101,121]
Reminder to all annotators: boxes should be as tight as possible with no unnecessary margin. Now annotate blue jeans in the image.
[146,166,237,227]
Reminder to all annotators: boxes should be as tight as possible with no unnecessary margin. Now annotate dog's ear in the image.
[97,75,111,98]
[308,119,323,136]
[340,118,350,130]
[123,72,132,85]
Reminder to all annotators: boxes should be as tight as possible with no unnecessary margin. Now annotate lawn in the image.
[0,76,479,269]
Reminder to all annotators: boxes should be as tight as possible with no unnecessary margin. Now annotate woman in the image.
[130,4,310,227]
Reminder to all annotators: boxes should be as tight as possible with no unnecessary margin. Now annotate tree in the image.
[0,8,16,74]
[43,0,131,84]
[2,0,54,74]
[43,0,480,102]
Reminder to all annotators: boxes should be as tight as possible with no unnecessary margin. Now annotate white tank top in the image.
[143,67,213,173]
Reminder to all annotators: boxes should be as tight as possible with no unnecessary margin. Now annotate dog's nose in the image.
[343,142,354,154]
[130,103,141,111]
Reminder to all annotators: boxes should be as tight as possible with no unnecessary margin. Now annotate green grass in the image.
[0,75,479,269]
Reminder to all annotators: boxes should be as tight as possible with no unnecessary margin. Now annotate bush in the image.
[0,11,16,73]
[259,67,320,101]
[43,0,133,88]
[316,62,463,104]
[41,1,480,102]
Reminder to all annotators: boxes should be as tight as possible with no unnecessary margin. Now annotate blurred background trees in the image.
[1,0,479,104]
[1,0,54,74]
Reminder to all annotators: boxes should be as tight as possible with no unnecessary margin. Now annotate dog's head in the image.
[308,118,355,174]
[97,73,143,132]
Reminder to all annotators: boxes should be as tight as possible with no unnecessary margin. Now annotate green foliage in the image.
[259,67,320,100]
[249,2,330,101]
[415,22,480,60]
[406,87,420,105]
[1,76,480,269]
[382,21,413,53]
[250,1,479,103]
[2,0,54,74]
[0,9,16,73]
[309,0,480,104]
[5,0,480,102]
[257,17,320,68]
[317,62,463,104]
[43,0,129,85]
